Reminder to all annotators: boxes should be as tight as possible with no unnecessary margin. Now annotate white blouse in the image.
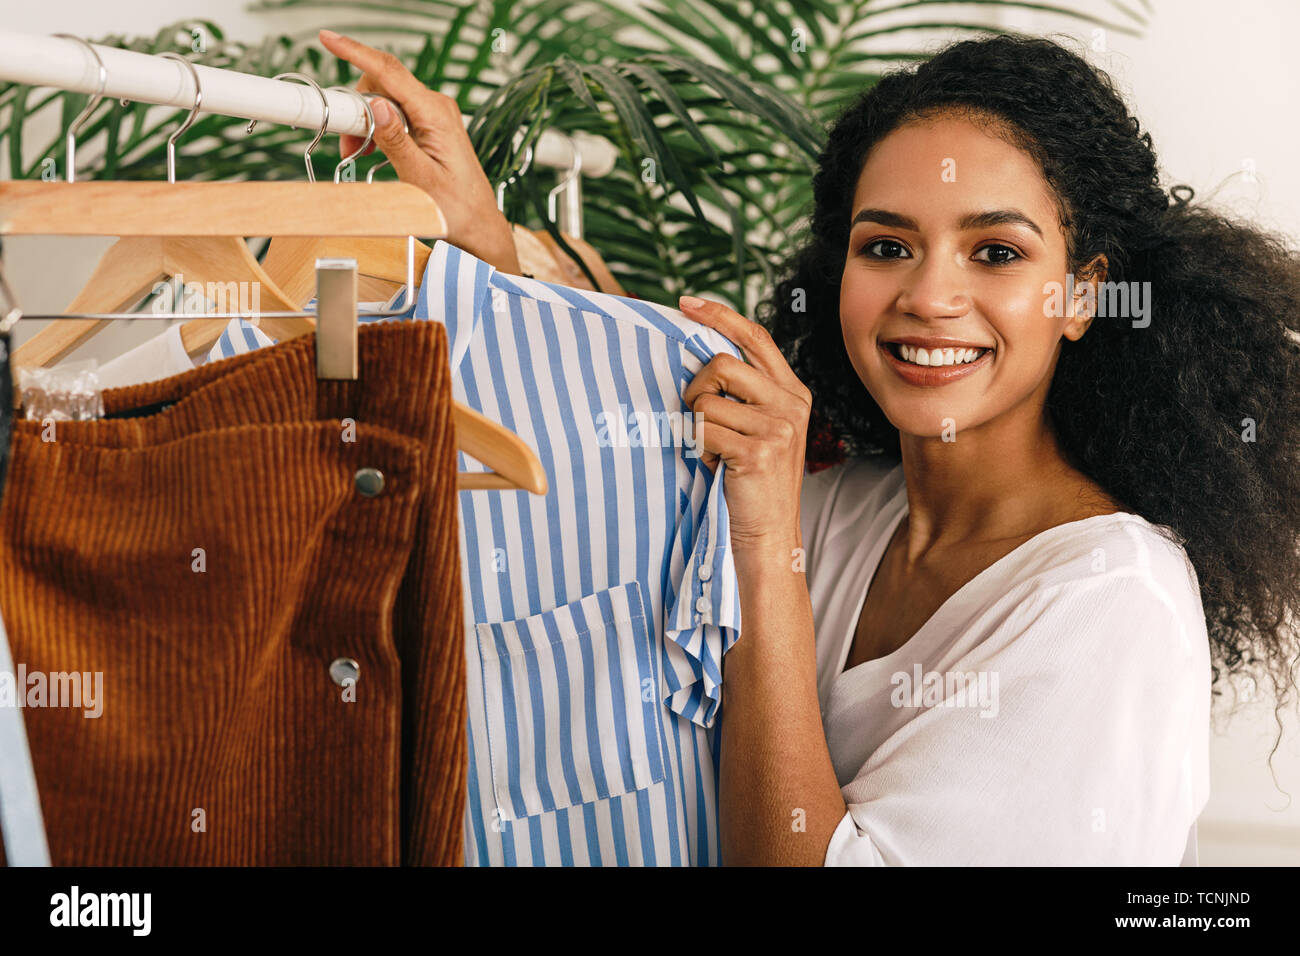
[800,458,1211,865]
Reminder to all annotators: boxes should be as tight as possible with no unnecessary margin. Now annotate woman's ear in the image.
[1064,254,1109,341]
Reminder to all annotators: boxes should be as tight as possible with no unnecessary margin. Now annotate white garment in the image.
[801,457,1211,866]
[95,324,195,390]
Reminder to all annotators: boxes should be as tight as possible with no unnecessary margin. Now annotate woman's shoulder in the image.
[1018,510,1199,596]
[996,510,1209,658]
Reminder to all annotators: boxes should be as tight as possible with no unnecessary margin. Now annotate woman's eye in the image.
[862,239,910,259]
[974,244,1021,265]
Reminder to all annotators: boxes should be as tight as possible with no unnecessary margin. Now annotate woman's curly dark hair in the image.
[761,33,1300,743]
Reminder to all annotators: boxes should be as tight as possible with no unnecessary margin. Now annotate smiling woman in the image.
[705,31,1300,865]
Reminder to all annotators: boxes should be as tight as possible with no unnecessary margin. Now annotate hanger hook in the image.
[158,53,203,185]
[495,136,534,211]
[247,72,328,183]
[546,132,583,224]
[52,34,108,184]
[358,92,409,183]
[325,86,375,183]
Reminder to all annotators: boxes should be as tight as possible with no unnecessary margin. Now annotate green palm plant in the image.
[0,0,1149,311]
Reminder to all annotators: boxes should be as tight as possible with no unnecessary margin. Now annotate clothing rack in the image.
[0,30,618,181]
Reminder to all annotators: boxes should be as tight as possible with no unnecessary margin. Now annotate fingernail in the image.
[679,295,704,309]
[320,29,341,41]
[371,99,394,126]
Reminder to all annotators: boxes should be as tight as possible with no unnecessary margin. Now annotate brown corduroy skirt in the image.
[0,321,464,865]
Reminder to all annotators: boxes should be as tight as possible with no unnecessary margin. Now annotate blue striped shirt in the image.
[419,240,743,866]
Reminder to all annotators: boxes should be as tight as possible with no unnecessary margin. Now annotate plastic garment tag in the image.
[19,360,104,422]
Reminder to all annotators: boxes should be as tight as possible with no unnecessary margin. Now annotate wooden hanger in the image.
[531,229,626,295]
[11,233,311,367]
[263,235,433,305]
[511,224,569,283]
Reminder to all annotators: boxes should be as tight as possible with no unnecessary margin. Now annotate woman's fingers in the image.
[686,416,750,474]
[319,30,438,121]
[684,351,781,408]
[364,96,435,188]
[318,29,458,190]
[691,390,773,437]
[678,295,811,403]
[338,75,385,158]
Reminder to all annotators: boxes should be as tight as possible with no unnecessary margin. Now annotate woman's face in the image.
[841,114,1091,441]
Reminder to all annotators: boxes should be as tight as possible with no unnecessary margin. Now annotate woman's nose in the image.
[895,250,971,319]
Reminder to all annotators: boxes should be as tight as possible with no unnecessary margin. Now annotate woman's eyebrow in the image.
[851,207,1043,239]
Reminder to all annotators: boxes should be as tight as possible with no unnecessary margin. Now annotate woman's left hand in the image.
[679,295,811,556]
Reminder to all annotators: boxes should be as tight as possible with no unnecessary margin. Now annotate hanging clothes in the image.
[126,243,749,865]
[0,320,465,865]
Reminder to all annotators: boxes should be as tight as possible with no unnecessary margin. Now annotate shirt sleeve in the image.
[662,450,741,730]
[825,570,1208,865]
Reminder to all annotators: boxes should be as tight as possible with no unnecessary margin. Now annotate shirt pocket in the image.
[475,581,666,822]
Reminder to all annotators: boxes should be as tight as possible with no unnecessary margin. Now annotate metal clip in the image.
[314,258,358,380]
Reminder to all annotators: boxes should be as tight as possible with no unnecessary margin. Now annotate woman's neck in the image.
[895,406,1112,563]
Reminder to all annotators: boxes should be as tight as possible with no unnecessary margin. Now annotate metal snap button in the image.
[329,657,360,686]
[354,467,385,497]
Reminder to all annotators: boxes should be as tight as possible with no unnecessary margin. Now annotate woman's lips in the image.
[879,340,993,386]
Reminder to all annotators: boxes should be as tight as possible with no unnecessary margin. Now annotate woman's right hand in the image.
[317,29,522,274]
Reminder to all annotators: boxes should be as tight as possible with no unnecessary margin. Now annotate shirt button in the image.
[695,596,709,614]
[698,564,712,581]
[354,467,385,497]
[329,657,360,686]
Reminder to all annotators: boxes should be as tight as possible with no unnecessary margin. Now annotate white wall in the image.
[3,0,1299,865]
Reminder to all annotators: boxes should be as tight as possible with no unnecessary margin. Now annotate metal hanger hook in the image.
[52,34,108,184]
[247,72,328,183]
[325,86,375,183]
[495,135,535,211]
[546,132,583,224]
[358,92,409,183]
[158,53,203,184]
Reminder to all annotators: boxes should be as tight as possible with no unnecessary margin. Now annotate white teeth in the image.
[895,344,988,366]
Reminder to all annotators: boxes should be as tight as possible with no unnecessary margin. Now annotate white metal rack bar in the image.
[0,30,617,178]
